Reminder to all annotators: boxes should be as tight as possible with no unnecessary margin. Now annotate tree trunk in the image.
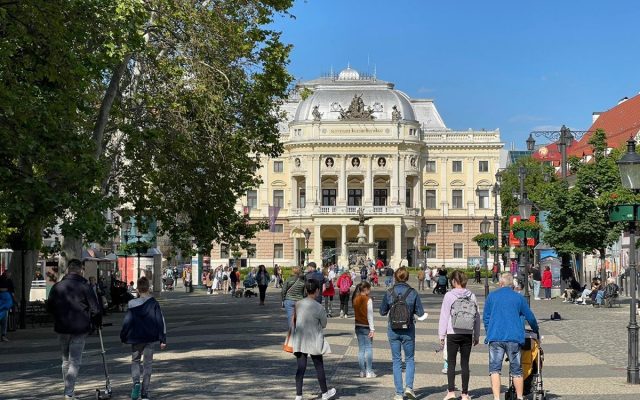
[600,247,607,284]
[58,236,83,278]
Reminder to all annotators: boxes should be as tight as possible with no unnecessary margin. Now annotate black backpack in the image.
[388,286,413,330]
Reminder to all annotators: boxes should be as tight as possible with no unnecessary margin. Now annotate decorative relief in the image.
[371,102,384,112]
[312,105,322,121]
[351,157,360,168]
[325,157,334,168]
[377,157,387,167]
[330,102,341,112]
[410,157,417,167]
[338,94,375,120]
[391,105,402,121]
[294,158,301,168]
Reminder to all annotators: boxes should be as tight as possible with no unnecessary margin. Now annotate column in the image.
[399,155,406,206]
[391,155,399,205]
[313,224,322,265]
[316,156,322,205]
[340,156,347,205]
[394,223,402,268]
[293,235,299,266]
[308,155,315,207]
[291,177,298,209]
[364,156,372,206]
[341,224,348,266]
[368,224,375,259]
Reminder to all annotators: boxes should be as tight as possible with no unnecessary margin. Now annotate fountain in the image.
[345,208,377,268]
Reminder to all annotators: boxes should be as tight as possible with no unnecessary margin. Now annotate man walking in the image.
[305,262,325,304]
[48,259,101,400]
[483,272,539,400]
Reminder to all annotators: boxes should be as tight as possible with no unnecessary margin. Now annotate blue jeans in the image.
[595,290,605,305]
[356,326,373,373]
[284,299,296,328]
[387,325,415,395]
[131,343,154,397]
[533,280,541,299]
[488,341,522,377]
[59,334,87,397]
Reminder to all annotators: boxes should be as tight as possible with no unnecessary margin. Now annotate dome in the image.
[337,66,360,80]
[294,85,416,122]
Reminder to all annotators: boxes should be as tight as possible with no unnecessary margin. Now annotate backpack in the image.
[450,294,477,331]
[437,275,448,286]
[338,274,351,294]
[388,286,413,330]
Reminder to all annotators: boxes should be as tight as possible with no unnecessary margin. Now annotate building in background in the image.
[211,66,504,268]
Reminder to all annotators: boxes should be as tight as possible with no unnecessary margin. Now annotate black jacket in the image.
[120,296,166,344]
[47,273,100,335]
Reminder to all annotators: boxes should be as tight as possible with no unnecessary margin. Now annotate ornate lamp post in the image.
[518,196,533,306]
[122,220,131,283]
[479,216,493,296]
[527,124,575,179]
[421,224,429,267]
[304,228,311,266]
[493,170,502,278]
[616,137,640,384]
[136,232,143,280]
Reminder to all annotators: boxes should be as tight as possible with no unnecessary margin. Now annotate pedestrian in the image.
[438,270,480,400]
[483,272,539,400]
[417,267,425,291]
[492,263,500,284]
[185,269,192,292]
[120,276,167,400]
[305,262,325,304]
[559,264,574,299]
[474,264,481,284]
[222,267,230,294]
[336,269,353,318]
[379,267,428,400]
[88,277,105,333]
[541,266,552,300]
[291,279,337,400]
[425,266,432,288]
[360,264,368,282]
[531,264,542,300]
[352,282,376,378]
[322,267,335,317]
[230,266,239,296]
[47,259,101,400]
[205,269,213,294]
[281,266,306,328]
[0,275,14,342]
[273,264,281,288]
[256,264,270,305]
[213,266,222,294]
[384,266,394,287]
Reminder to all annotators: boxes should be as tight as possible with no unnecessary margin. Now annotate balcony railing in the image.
[289,206,423,217]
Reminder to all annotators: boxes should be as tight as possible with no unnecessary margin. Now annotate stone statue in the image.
[339,94,375,120]
[391,105,402,121]
[350,207,372,225]
[312,105,322,121]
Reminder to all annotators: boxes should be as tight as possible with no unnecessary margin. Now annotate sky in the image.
[271,0,640,150]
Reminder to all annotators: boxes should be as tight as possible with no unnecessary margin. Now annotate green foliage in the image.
[299,87,313,100]
[301,248,313,254]
[510,221,541,233]
[472,233,498,242]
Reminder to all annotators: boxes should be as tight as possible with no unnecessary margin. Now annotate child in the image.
[352,282,375,378]
[322,267,335,317]
[120,277,167,400]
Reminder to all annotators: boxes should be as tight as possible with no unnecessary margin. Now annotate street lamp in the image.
[617,137,640,384]
[136,232,143,281]
[304,228,311,266]
[493,170,502,281]
[519,196,533,306]
[480,216,492,296]
[122,220,131,283]
[422,224,429,268]
[528,125,575,180]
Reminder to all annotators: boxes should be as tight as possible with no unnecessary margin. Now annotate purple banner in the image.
[268,205,281,232]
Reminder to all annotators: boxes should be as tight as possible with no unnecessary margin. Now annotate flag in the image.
[268,205,281,232]
[243,206,250,216]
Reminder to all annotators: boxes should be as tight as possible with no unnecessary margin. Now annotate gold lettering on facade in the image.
[328,128,385,134]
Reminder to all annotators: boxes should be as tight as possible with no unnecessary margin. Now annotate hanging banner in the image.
[268,205,281,232]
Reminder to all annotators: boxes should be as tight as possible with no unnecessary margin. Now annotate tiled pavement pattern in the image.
[0,282,639,400]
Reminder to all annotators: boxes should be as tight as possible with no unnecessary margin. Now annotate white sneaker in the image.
[534,297,541,301]
[366,371,377,378]
[321,388,336,400]
[339,311,344,318]
[441,367,448,374]
[404,387,416,399]
[359,371,365,378]
[295,396,303,400]
[393,395,404,400]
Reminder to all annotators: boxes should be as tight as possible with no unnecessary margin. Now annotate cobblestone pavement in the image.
[0,281,639,400]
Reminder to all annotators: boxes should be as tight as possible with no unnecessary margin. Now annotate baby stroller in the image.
[243,277,258,298]
[164,277,174,291]
[433,275,448,295]
[505,330,545,400]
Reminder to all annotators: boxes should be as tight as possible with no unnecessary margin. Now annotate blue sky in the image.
[272,0,640,149]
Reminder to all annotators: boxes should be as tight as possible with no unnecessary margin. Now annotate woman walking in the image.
[205,269,213,294]
[291,279,337,400]
[438,270,480,400]
[256,264,270,305]
[322,267,335,317]
[542,265,553,300]
[352,282,376,378]
[281,267,305,328]
[380,267,427,400]
[273,265,282,288]
[336,270,353,318]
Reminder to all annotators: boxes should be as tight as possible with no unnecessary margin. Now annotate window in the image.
[425,189,437,209]
[246,244,256,259]
[425,160,436,172]
[409,128,417,136]
[273,190,284,208]
[477,189,490,209]
[273,161,284,173]
[374,189,387,206]
[273,244,283,259]
[273,224,284,233]
[453,223,463,233]
[426,223,437,233]
[294,128,302,136]
[479,160,489,172]
[220,244,229,259]
[452,160,462,172]
[426,243,437,258]
[405,188,411,208]
[453,243,464,258]
[452,189,463,209]
[247,190,257,209]
[322,189,336,206]
[298,188,306,208]
[348,188,362,206]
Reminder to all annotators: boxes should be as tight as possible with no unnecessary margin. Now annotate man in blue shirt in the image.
[483,272,539,400]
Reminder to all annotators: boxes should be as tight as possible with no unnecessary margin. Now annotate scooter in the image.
[95,326,112,399]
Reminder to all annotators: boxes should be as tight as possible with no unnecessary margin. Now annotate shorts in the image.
[488,341,522,377]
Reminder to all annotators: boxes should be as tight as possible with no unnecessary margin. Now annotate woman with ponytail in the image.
[352,282,376,378]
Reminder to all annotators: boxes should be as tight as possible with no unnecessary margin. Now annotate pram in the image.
[243,277,258,298]
[164,277,174,291]
[505,330,545,400]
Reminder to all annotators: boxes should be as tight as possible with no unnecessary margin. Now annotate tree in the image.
[0,1,294,302]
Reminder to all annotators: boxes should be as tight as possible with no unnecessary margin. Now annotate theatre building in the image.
[211,66,504,269]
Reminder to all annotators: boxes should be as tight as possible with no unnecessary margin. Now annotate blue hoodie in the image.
[483,287,538,345]
[120,296,166,344]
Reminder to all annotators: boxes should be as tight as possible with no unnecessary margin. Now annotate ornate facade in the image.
[211,67,504,268]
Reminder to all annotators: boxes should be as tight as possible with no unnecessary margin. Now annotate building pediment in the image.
[423,179,439,187]
[450,179,465,187]
[271,180,287,187]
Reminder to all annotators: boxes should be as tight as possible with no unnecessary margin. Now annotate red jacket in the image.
[541,270,553,288]
[322,279,335,297]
